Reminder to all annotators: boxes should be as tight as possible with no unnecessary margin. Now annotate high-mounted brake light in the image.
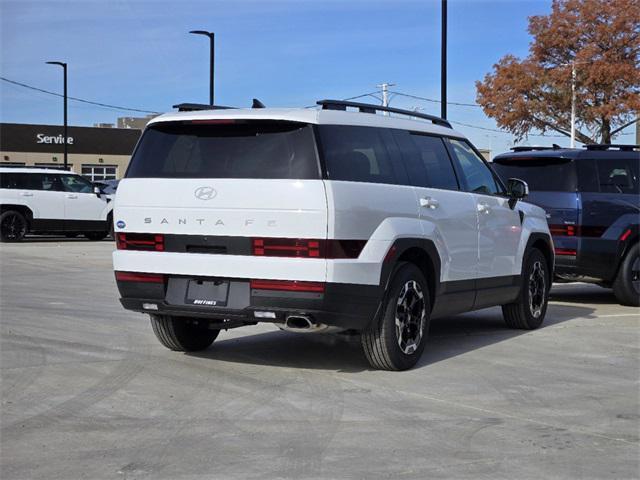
[250,279,325,293]
[116,233,164,251]
[251,238,366,259]
[190,119,237,124]
[115,271,166,283]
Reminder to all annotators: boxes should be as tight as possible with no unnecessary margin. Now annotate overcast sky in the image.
[1,0,636,156]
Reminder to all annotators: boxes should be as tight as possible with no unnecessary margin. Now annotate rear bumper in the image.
[117,276,383,331]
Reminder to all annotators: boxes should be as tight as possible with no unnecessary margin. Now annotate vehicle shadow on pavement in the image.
[549,284,623,305]
[188,302,595,373]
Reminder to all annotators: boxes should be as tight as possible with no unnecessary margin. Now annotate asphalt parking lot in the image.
[1,239,639,479]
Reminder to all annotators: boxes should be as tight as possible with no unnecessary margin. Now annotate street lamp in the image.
[46,61,68,169]
[189,30,215,105]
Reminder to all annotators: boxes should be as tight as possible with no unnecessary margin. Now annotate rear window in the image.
[493,157,577,192]
[126,121,319,179]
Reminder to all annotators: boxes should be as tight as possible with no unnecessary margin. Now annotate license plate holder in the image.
[185,279,229,307]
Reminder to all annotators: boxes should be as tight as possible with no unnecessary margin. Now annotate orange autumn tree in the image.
[476,0,640,144]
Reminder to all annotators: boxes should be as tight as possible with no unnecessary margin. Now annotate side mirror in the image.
[507,178,528,209]
[93,185,102,196]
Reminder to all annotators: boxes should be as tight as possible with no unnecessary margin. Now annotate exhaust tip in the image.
[285,316,313,330]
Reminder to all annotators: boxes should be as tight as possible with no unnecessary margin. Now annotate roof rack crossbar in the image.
[316,99,452,128]
[585,144,639,152]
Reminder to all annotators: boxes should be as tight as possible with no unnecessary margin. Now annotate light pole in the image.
[570,61,576,148]
[46,61,68,169]
[441,0,447,120]
[189,30,215,105]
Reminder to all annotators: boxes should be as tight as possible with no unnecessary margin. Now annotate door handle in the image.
[477,202,491,214]
[20,192,34,197]
[420,197,439,209]
[66,194,78,199]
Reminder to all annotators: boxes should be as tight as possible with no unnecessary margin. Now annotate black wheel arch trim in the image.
[525,232,555,279]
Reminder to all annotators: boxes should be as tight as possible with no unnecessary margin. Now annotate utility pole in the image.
[377,82,395,115]
[46,61,68,169]
[441,0,447,120]
[189,30,215,105]
[570,61,576,148]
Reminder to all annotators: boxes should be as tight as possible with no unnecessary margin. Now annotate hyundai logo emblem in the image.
[194,186,217,200]
[116,220,126,229]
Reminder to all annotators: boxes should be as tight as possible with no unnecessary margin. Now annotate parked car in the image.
[493,144,639,306]
[0,167,113,241]
[93,179,119,196]
[112,100,553,370]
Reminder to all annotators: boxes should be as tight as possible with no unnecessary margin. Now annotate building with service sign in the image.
[0,123,141,180]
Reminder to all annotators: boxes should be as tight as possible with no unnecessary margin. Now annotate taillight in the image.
[116,233,164,251]
[250,279,325,293]
[251,238,366,259]
[620,229,632,241]
[115,271,165,283]
[555,248,577,256]
[549,224,576,236]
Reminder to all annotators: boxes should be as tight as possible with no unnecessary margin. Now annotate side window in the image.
[39,174,64,192]
[0,173,31,189]
[317,125,399,185]
[446,138,501,195]
[394,131,459,190]
[60,174,94,193]
[596,159,639,194]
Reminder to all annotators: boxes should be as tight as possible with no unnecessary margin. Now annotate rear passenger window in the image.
[317,125,400,185]
[393,131,459,190]
[446,138,502,195]
[0,173,29,189]
[597,159,639,194]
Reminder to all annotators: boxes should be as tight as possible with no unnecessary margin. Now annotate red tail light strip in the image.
[554,248,577,256]
[117,233,165,251]
[115,271,166,283]
[548,225,607,238]
[250,279,325,293]
[252,238,366,259]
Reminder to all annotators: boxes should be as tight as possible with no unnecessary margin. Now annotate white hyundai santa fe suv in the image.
[0,167,114,241]
[112,100,554,370]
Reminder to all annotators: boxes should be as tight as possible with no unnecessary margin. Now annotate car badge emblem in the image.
[194,186,217,200]
[116,220,126,229]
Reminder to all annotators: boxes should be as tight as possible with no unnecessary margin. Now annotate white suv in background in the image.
[113,100,554,370]
[0,167,113,241]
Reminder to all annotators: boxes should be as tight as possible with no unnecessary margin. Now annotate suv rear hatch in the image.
[493,156,580,255]
[116,119,328,259]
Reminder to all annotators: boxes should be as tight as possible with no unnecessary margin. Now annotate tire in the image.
[361,262,431,371]
[0,210,28,242]
[150,314,219,352]
[612,243,640,307]
[84,232,107,241]
[502,248,550,329]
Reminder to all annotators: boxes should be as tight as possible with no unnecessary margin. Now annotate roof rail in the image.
[585,144,639,152]
[510,144,563,152]
[172,102,234,112]
[316,99,452,128]
[0,165,71,170]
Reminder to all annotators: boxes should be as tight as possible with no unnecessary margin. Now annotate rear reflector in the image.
[117,233,164,251]
[554,248,577,256]
[549,224,576,236]
[115,271,166,283]
[252,238,366,259]
[250,279,325,293]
